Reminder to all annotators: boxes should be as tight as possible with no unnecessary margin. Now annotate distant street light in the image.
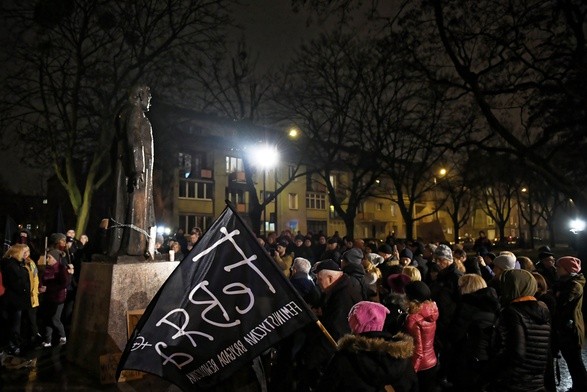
[439,168,447,177]
[250,144,279,236]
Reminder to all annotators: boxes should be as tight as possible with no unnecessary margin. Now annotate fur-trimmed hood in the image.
[337,331,414,359]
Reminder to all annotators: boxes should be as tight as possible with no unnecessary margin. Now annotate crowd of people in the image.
[0,229,89,370]
[2,225,586,392]
[256,230,587,392]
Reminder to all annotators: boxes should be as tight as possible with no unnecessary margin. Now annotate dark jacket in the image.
[489,300,551,392]
[450,287,500,390]
[0,257,30,310]
[430,262,463,343]
[553,273,585,347]
[290,272,320,307]
[317,332,417,392]
[342,262,373,300]
[299,273,363,371]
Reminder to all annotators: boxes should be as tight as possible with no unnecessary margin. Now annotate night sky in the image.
[0,0,321,195]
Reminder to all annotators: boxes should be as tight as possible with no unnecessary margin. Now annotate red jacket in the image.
[405,300,439,372]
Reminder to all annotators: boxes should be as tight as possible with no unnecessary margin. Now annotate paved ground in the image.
[1,343,586,391]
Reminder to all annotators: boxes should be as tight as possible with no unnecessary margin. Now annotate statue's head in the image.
[129,84,151,111]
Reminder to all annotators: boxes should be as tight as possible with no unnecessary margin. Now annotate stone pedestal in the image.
[66,259,179,379]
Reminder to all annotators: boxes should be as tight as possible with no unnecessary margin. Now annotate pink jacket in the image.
[405,300,439,372]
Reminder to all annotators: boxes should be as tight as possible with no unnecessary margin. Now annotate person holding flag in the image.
[116,204,321,391]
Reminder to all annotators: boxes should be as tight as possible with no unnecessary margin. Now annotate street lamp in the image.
[250,144,279,236]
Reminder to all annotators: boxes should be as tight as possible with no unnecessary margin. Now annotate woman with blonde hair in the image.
[402,266,421,282]
[22,245,41,346]
[449,274,500,391]
[1,244,31,355]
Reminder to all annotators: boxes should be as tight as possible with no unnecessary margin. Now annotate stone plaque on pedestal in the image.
[66,259,179,380]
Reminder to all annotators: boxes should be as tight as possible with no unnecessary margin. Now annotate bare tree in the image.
[277,32,385,238]
[0,0,233,234]
[408,0,587,212]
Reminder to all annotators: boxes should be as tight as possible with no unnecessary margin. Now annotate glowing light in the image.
[288,128,299,139]
[250,144,279,170]
[439,168,447,177]
[569,219,586,234]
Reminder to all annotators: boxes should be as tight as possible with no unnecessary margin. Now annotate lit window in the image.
[288,193,298,210]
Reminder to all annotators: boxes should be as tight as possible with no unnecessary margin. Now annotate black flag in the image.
[116,203,317,390]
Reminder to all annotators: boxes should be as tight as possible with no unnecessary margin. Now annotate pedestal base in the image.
[66,259,179,380]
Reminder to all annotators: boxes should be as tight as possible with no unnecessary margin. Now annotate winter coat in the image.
[290,272,320,307]
[553,273,585,348]
[25,258,40,308]
[430,262,463,343]
[42,262,69,304]
[298,273,363,371]
[0,256,31,310]
[450,287,500,390]
[343,262,374,300]
[489,299,551,392]
[317,331,418,392]
[405,300,439,372]
[450,287,500,361]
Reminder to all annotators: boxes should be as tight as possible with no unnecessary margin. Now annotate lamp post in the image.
[251,144,279,236]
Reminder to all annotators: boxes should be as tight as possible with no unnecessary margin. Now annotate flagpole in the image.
[315,320,338,349]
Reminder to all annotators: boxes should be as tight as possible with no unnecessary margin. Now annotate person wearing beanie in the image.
[39,247,71,347]
[297,258,363,390]
[377,244,400,294]
[487,251,517,298]
[403,281,439,392]
[552,256,587,391]
[316,301,417,392]
[341,248,373,301]
[399,248,414,267]
[489,269,551,392]
[429,243,462,385]
[536,248,557,287]
[319,238,341,266]
[272,240,294,278]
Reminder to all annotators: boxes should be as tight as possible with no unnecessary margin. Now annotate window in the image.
[376,203,383,211]
[178,152,192,178]
[288,193,298,210]
[306,192,326,210]
[179,179,213,200]
[487,216,495,226]
[227,189,245,204]
[225,156,243,173]
[179,215,212,233]
[391,204,396,217]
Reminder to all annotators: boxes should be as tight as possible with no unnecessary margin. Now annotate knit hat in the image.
[378,244,393,255]
[404,281,431,302]
[493,252,517,271]
[327,237,338,244]
[49,233,66,244]
[47,249,62,261]
[434,244,453,261]
[500,269,537,304]
[387,273,412,294]
[342,248,363,265]
[276,239,288,248]
[367,253,384,266]
[347,301,390,334]
[556,256,581,274]
[314,259,342,273]
[399,248,413,260]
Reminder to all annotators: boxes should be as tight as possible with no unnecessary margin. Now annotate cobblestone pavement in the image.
[1,344,586,391]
